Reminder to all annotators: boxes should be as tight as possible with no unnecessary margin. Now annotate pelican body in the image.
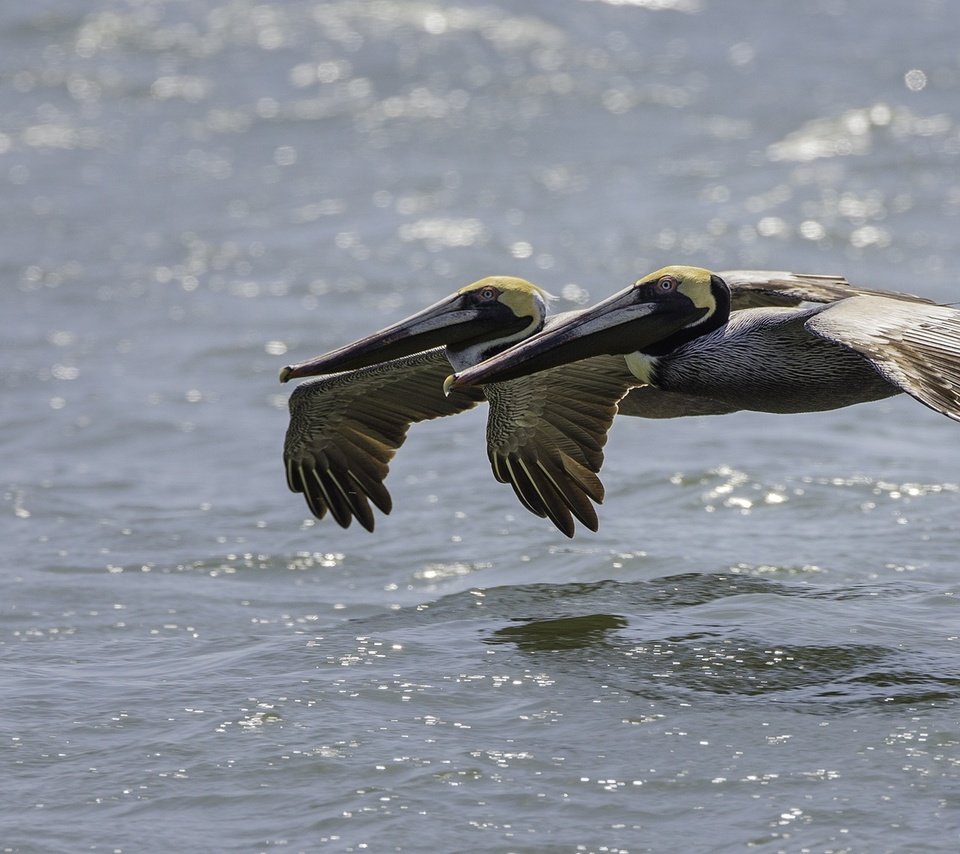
[451,266,960,425]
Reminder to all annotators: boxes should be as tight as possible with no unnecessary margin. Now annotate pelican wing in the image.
[722,270,933,310]
[483,354,638,537]
[806,295,960,422]
[284,348,485,530]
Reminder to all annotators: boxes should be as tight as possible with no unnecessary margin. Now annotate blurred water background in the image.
[3,0,960,850]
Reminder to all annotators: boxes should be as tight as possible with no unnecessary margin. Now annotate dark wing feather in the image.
[283,348,485,530]
[483,354,638,537]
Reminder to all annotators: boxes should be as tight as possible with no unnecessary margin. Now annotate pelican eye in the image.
[476,285,500,302]
[657,275,679,292]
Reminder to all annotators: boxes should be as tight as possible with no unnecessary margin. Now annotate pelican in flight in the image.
[449,266,960,432]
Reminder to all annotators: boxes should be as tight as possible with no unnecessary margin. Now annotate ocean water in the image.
[3,0,960,851]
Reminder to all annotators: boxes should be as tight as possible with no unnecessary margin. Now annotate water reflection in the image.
[456,574,960,706]
[487,612,628,650]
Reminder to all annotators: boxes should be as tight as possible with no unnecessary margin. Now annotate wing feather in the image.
[283,348,485,530]
[532,454,601,532]
[721,270,933,310]
[805,296,960,422]
[308,463,356,529]
[500,456,550,520]
[483,354,637,536]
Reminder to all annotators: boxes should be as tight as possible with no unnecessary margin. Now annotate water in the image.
[3,0,960,850]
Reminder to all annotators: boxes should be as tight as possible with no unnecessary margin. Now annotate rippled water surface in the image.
[3,0,960,850]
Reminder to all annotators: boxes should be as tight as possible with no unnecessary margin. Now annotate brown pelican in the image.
[449,266,960,430]
[280,277,656,536]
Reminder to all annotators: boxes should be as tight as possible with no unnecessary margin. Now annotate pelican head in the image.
[280,276,549,382]
[448,266,729,388]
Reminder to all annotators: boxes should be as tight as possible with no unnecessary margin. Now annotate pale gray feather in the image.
[805,295,960,421]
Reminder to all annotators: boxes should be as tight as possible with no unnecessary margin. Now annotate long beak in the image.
[448,287,704,387]
[280,293,499,382]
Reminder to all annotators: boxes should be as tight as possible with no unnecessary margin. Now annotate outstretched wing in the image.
[483,354,639,537]
[806,295,960,422]
[283,348,485,531]
[721,270,934,310]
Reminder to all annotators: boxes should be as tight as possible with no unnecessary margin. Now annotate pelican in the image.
[280,277,656,536]
[449,266,960,432]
